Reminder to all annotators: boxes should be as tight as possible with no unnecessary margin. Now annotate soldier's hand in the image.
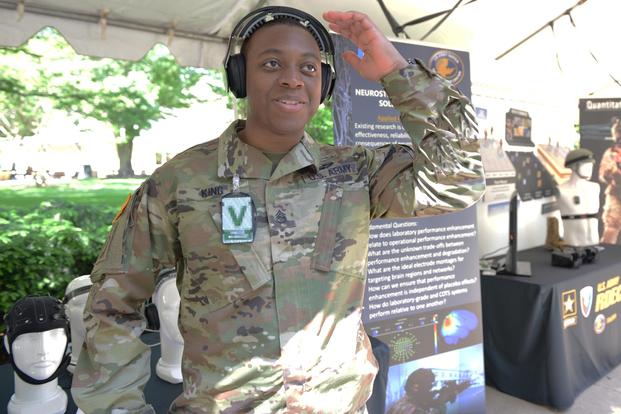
[323,10,408,82]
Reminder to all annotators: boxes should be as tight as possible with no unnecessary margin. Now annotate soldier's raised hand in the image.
[323,10,408,82]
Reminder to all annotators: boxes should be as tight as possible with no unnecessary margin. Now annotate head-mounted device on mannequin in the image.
[565,148,595,180]
[4,296,70,385]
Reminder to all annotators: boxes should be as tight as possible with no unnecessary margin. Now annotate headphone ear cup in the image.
[320,62,335,103]
[226,53,247,99]
[145,302,160,331]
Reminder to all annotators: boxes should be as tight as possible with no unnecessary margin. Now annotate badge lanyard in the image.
[221,174,256,244]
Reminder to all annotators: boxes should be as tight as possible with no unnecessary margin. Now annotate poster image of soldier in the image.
[599,118,621,244]
[579,99,621,245]
[506,151,555,201]
[367,313,439,366]
[385,344,485,414]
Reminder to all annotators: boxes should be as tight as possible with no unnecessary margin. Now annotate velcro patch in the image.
[199,185,228,198]
[304,162,357,183]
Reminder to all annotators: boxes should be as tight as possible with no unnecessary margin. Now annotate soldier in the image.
[599,118,621,244]
[72,6,484,414]
[387,369,471,414]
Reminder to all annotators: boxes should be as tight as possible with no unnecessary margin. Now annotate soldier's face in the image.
[244,24,322,139]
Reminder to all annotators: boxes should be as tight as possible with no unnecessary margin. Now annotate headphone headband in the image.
[224,6,334,65]
[223,6,336,103]
[63,284,92,304]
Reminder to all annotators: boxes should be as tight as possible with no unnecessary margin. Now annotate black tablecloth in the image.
[482,244,621,409]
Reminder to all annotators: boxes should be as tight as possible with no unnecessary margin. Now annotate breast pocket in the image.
[178,199,271,314]
[311,183,369,278]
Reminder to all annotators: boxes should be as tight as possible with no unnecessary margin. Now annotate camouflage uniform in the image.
[72,63,484,413]
[599,146,621,242]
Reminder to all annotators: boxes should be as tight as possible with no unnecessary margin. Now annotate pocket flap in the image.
[312,183,344,272]
[208,208,271,290]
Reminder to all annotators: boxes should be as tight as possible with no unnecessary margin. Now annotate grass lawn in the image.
[0,178,144,209]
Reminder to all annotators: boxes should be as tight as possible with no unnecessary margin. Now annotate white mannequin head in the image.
[153,275,183,344]
[575,161,594,180]
[63,275,93,372]
[4,296,70,386]
[4,329,67,380]
[565,149,595,181]
[153,269,183,384]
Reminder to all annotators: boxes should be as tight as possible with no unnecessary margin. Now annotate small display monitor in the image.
[505,108,534,147]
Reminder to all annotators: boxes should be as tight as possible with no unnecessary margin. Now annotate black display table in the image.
[482,244,621,409]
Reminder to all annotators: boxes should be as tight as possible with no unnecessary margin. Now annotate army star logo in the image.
[562,290,577,329]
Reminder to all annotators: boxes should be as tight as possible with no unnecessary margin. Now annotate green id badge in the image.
[221,192,256,244]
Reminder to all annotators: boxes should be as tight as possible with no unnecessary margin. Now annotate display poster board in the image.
[332,35,486,414]
[505,151,555,201]
[479,138,516,205]
[579,98,621,244]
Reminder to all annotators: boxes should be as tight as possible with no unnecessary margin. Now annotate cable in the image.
[396,0,479,34]
[566,12,621,91]
[549,22,564,74]
[480,245,509,259]
[496,0,589,60]
[421,0,465,41]
[376,0,408,38]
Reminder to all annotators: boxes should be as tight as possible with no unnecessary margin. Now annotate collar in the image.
[217,120,321,180]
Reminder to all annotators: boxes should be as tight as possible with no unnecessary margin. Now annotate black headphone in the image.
[145,268,177,331]
[223,6,336,104]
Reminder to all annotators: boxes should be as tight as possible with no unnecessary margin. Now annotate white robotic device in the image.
[557,149,600,247]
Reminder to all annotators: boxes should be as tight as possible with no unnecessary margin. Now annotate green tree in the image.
[0,43,48,139]
[0,28,208,176]
[306,101,334,145]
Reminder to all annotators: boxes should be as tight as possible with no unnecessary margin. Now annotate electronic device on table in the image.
[492,191,532,277]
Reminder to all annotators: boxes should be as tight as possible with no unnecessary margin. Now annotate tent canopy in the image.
[1,0,620,103]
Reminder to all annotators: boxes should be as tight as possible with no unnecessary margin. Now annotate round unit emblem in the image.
[428,50,464,86]
[594,314,606,335]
